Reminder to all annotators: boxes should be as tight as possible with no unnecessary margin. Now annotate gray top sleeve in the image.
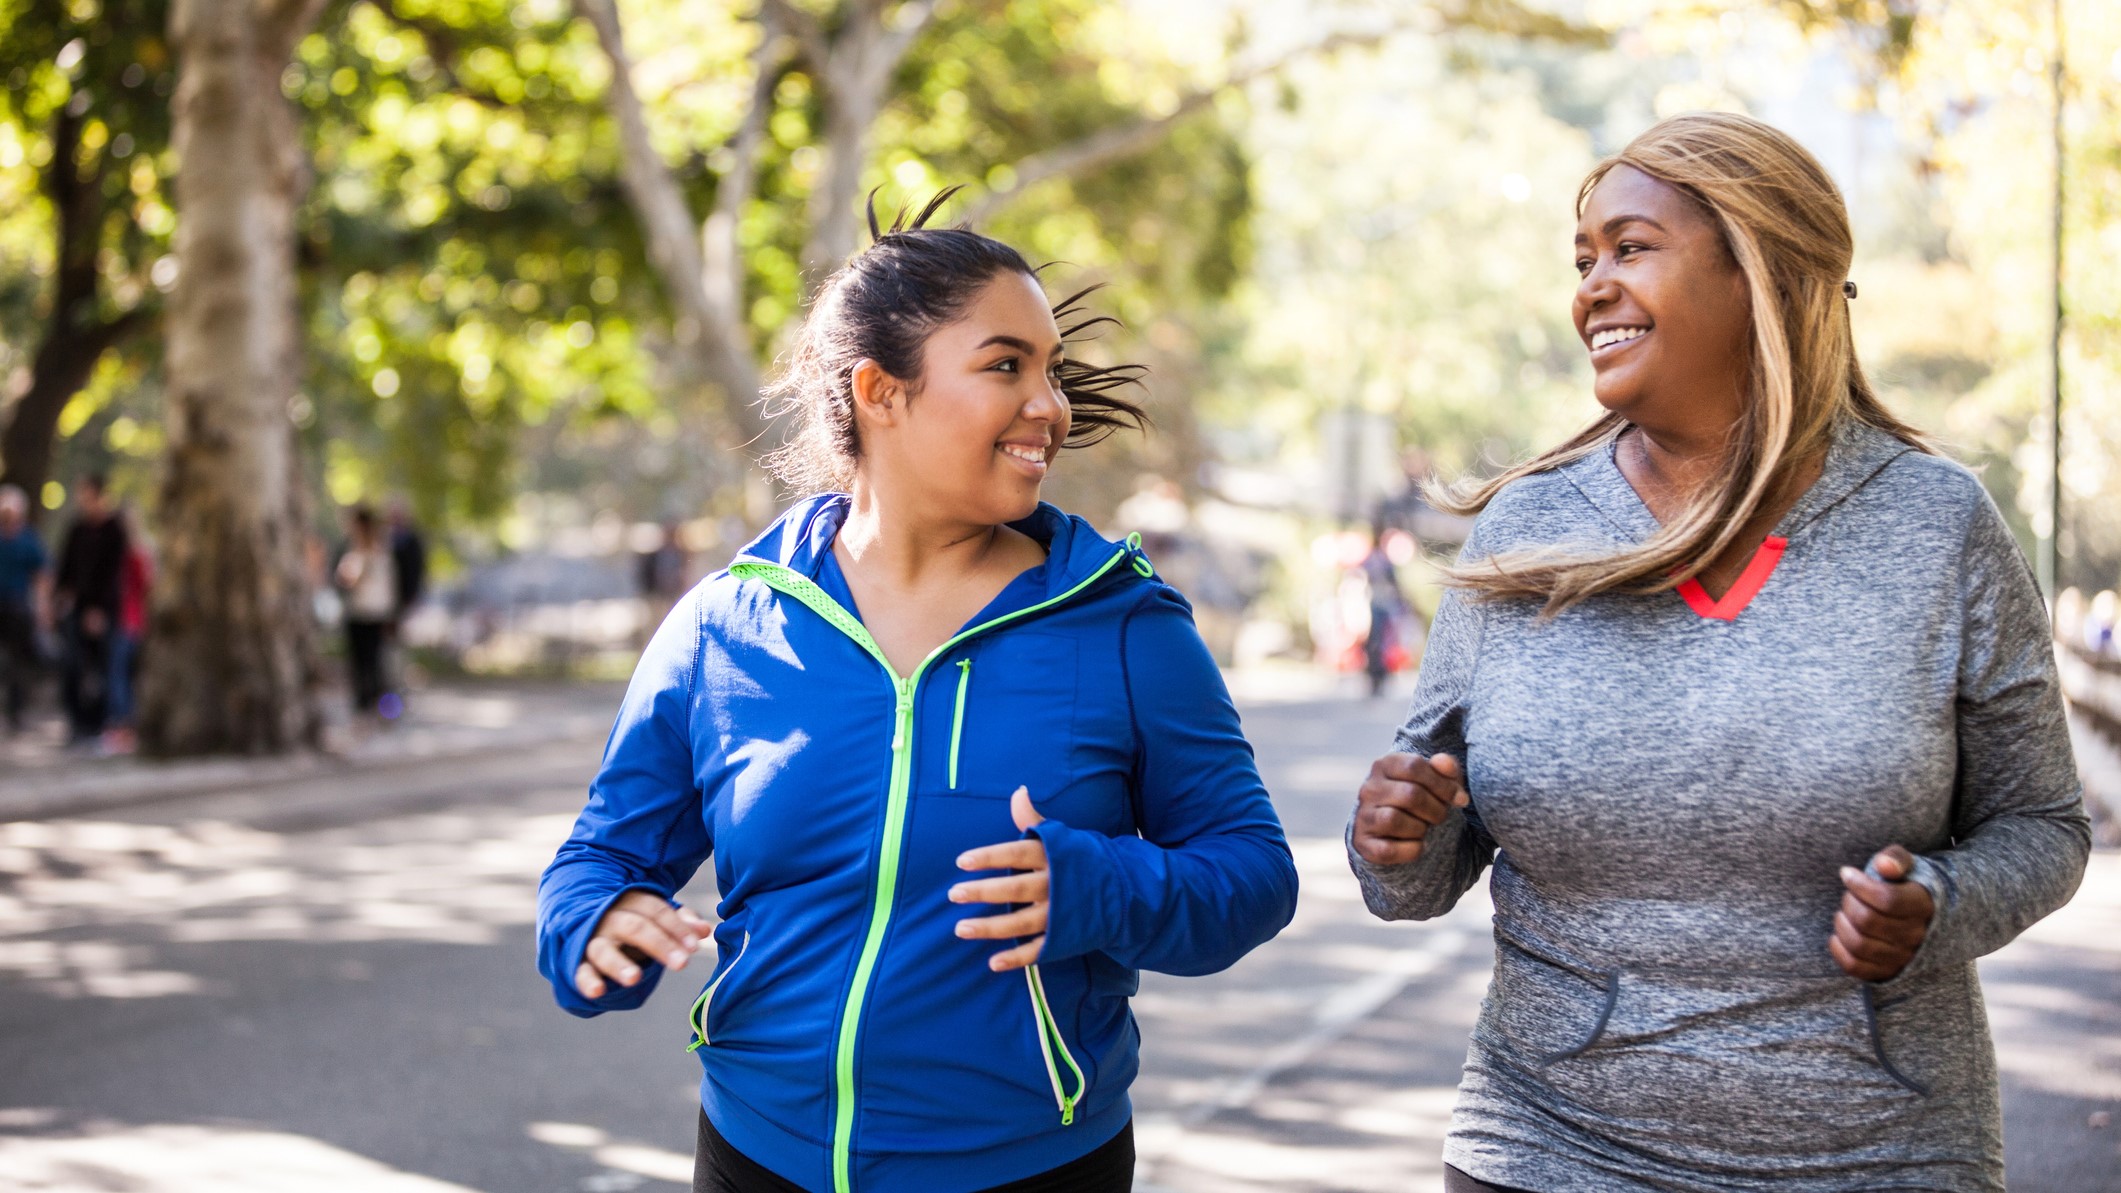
[1899,492,2092,980]
[1346,574,1498,922]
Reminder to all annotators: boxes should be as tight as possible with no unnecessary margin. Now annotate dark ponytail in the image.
[763,189,1147,494]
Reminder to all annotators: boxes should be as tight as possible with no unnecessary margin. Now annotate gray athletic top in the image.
[1349,419,2090,1191]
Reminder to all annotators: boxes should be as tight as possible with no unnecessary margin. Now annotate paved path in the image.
[0,677,2115,1191]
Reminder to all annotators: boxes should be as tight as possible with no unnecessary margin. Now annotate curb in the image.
[0,720,610,823]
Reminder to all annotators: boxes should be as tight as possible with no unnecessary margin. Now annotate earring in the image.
[1842,280,1858,300]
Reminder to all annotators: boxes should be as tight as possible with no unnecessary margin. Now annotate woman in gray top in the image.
[1348,112,2090,1192]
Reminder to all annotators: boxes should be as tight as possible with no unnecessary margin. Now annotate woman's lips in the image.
[1589,326,1650,362]
[997,443,1050,475]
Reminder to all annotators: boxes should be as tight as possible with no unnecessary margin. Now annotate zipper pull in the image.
[1060,1104,1074,1126]
[891,688,912,750]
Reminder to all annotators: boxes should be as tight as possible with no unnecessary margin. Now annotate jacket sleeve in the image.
[1898,493,2090,980]
[1031,586,1298,976]
[1346,560,1497,922]
[536,589,715,1016]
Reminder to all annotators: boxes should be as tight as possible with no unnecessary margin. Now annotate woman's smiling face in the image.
[1572,164,1753,436]
[861,270,1071,526]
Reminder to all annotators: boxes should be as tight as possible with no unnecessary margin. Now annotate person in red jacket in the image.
[102,509,153,753]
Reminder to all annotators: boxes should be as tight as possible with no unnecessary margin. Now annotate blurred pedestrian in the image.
[53,473,128,745]
[0,484,51,735]
[1350,113,2088,1193]
[101,507,153,754]
[1359,518,1409,698]
[334,505,397,720]
[2085,589,2117,659]
[385,499,428,715]
[538,197,1297,1193]
[636,519,688,641]
[2054,586,2085,648]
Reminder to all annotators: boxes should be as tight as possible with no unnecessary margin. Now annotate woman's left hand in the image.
[951,787,1049,973]
[1829,844,1936,983]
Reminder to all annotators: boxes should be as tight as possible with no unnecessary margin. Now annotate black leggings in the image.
[692,1111,1133,1193]
[345,619,388,712]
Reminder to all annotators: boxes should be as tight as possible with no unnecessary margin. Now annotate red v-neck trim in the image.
[1676,536,1787,622]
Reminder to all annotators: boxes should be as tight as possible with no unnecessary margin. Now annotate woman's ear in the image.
[849,359,904,431]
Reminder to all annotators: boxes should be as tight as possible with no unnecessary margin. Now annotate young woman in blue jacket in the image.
[536,196,1300,1193]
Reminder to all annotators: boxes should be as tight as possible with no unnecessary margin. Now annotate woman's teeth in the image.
[1000,444,1047,465]
[1591,326,1650,350]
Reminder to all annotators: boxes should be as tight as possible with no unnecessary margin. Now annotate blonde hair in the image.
[1439,111,1930,613]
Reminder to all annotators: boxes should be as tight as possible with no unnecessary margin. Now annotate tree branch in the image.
[959,2,1605,225]
[368,0,517,108]
[794,1,936,285]
[259,0,335,60]
[704,22,790,317]
[876,1,935,86]
[960,26,1409,226]
[759,0,829,73]
[574,0,767,445]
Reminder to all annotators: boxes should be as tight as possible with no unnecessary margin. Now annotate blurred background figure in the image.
[99,507,154,755]
[387,499,428,630]
[0,484,51,736]
[334,505,398,723]
[634,519,688,643]
[385,499,429,716]
[1358,519,1413,698]
[1314,521,1426,691]
[2087,589,2119,660]
[53,474,127,748]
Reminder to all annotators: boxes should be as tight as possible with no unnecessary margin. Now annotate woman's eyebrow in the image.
[1602,214,1667,236]
[975,334,1063,358]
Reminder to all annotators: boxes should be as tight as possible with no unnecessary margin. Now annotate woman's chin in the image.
[1591,378,1644,419]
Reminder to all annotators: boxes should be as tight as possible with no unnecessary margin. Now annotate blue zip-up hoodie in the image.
[537,496,1298,1193]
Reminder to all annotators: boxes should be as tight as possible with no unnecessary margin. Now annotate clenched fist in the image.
[1351,752,1469,868]
[574,889,708,1000]
[1828,845,1935,983]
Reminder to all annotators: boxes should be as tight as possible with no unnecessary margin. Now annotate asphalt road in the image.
[1,681,2115,1192]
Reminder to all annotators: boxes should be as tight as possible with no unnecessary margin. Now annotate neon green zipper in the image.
[948,659,972,789]
[1025,963,1088,1124]
[728,546,1133,1193]
[685,930,748,1053]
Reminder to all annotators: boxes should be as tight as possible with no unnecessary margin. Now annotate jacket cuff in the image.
[1027,820,1115,964]
[1882,853,1955,986]
[554,884,674,1016]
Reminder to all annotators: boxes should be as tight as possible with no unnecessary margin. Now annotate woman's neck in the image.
[1622,422,1730,519]
[835,482,1002,591]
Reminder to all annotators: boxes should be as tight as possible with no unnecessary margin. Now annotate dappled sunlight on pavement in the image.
[0,804,582,998]
[0,680,2113,1191]
[0,1112,487,1192]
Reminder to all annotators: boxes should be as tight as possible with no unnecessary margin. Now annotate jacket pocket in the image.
[1864,968,1972,1097]
[1485,933,1931,1157]
[685,930,749,1053]
[1024,962,1089,1126]
[937,633,1079,800]
[1491,934,1620,1062]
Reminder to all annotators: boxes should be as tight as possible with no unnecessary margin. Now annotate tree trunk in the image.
[140,0,328,757]
[794,1,933,286]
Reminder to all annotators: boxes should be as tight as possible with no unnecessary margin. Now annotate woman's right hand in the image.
[574,890,710,1000]
[1351,752,1469,867]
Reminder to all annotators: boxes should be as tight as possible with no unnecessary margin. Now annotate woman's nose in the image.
[1025,377,1066,421]
[1575,260,1618,312]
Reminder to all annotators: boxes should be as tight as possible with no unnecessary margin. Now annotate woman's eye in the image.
[991,358,1019,374]
[1574,258,1593,276]
[1616,242,1644,258]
